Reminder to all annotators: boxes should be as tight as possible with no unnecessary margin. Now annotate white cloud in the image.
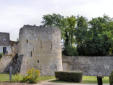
[0,0,113,40]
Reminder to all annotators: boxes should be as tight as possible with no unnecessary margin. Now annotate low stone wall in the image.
[4,54,23,74]
[0,56,13,73]
[62,56,113,76]
[0,54,23,74]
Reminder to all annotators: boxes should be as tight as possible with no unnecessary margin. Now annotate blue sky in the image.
[0,0,113,40]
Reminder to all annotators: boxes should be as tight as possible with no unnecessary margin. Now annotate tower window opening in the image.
[37,60,39,63]
[26,40,28,43]
[31,51,32,57]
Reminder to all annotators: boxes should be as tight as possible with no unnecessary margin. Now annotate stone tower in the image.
[18,25,63,75]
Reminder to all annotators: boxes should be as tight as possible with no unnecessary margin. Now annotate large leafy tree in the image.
[42,14,113,56]
[62,16,78,56]
[75,16,88,44]
[77,16,113,56]
[42,13,64,26]
[42,14,77,56]
[64,16,76,47]
[42,14,76,47]
[42,14,66,39]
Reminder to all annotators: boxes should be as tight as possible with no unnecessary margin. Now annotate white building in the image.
[0,32,12,55]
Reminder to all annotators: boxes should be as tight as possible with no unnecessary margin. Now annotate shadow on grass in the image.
[49,79,81,84]
[49,76,109,84]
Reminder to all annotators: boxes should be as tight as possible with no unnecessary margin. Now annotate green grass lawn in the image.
[82,76,109,83]
[0,74,9,82]
[0,74,55,82]
[0,74,110,84]
[51,76,109,84]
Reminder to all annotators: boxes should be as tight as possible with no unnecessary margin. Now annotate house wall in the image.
[0,46,12,55]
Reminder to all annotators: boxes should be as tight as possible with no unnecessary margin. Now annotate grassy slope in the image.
[0,74,109,83]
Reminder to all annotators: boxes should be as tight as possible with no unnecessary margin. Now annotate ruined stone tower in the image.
[18,25,63,75]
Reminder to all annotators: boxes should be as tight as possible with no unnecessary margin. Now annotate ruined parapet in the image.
[18,25,63,75]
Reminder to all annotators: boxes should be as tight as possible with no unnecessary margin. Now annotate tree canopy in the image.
[42,14,113,56]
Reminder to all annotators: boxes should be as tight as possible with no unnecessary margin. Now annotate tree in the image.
[64,16,76,47]
[77,16,113,56]
[75,16,88,44]
[62,16,78,56]
[42,14,113,56]
[42,14,77,56]
[42,14,65,39]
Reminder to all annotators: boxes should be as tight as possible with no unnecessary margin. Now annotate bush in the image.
[63,45,78,56]
[12,74,23,82]
[109,71,113,85]
[55,71,82,82]
[22,68,40,83]
[77,36,111,56]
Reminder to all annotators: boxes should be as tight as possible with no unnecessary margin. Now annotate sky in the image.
[0,0,113,41]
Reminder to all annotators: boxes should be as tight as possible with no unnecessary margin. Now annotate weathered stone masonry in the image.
[0,32,18,73]
[18,25,63,75]
[62,56,113,76]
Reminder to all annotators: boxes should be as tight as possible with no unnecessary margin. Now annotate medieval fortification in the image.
[0,25,113,76]
[0,25,63,75]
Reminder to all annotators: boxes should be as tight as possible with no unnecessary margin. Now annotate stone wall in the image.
[0,33,19,73]
[18,25,63,75]
[4,54,23,74]
[0,56,13,73]
[62,56,113,76]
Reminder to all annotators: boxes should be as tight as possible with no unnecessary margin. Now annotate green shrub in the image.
[109,71,113,85]
[12,74,23,82]
[55,71,82,82]
[22,68,40,83]
[63,45,78,56]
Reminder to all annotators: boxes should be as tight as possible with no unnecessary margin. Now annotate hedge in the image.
[55,71,82,82]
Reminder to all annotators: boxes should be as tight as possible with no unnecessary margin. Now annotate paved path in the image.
[0,81,110,85]
[39,81,109,85]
